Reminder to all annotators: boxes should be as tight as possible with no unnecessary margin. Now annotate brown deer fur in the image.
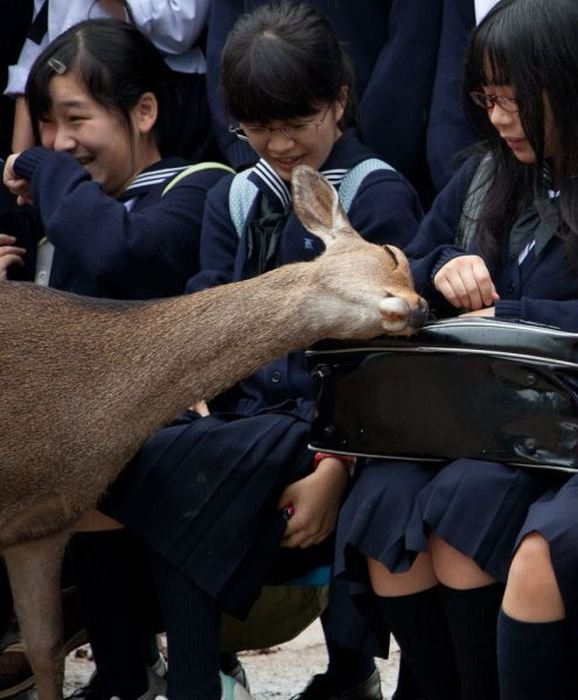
[0,166,427,699]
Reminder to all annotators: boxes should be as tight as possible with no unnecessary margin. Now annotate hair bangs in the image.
[224,34,323,124]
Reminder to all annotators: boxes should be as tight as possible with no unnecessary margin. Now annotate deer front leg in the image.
[3,532,70,700]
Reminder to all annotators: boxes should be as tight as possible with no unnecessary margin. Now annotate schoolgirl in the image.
[335,1,578,698]
[65,4,424,699]
[6,1,211,159]
[1,18,230,700]
[3,18,228,298]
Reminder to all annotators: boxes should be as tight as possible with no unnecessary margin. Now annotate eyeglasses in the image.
[469,91,519,113]
[229,105,332,143]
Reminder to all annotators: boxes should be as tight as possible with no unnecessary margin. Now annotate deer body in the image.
[0,166,427,699]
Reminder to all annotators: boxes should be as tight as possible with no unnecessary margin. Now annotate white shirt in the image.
[474,0,500,24]
[6,0,210,97]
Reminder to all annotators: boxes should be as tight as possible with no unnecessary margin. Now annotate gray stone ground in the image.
[59,620,401,699]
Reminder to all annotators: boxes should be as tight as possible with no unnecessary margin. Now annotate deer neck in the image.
[128,261,327,420]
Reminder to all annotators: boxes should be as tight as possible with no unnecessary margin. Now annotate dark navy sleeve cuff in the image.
[495,299,522,320]
[13,146,51,180]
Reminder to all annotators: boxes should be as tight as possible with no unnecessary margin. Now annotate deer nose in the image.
[409,297,429,329]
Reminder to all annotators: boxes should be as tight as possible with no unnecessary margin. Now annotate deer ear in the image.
[291,165,354,245]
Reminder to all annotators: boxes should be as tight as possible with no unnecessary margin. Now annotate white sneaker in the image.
[137,656,168,700]
[220,671,252,699]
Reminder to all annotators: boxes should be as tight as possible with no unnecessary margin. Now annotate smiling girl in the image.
[334,1,578,698]
[2,18,228,299]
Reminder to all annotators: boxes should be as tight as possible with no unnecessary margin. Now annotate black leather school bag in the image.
[307,318,578,473]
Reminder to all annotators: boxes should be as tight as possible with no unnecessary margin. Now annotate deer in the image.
[0,165,427,699]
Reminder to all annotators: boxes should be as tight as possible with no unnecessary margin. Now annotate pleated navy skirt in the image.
[336,457,553,591]
[102,410,314,617]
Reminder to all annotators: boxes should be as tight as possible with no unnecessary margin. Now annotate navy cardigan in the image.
[407,156,578,332]
[13,147,229,299]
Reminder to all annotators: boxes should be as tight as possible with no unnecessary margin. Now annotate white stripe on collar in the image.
[125,165,192,193]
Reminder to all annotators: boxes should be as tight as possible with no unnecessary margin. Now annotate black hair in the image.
[26,18,177,155]
[221,2,357,129]
[463,0,578,267]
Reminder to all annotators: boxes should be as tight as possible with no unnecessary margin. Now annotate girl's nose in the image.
[488,102,516,129]
[266,129,295,152]
[51,127,77,152]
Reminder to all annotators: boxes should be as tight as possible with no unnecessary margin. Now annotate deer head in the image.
[291,165,428,338]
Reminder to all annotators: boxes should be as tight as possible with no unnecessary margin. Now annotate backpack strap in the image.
[161,161,234,197]
[456,153,494,249]
[338,158,395,214]
[228,169,260,237]
[228,157,395,237]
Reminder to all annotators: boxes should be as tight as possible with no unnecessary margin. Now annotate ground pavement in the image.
[61,619,402,699]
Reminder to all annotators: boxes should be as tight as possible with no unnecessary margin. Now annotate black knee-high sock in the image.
[376,587,460,700]
[69,531,156,699]
[150,551,221,700]
[324,639,376,688]
[393,655,426,700]
[439,582,503,700]
[498,609,571,700]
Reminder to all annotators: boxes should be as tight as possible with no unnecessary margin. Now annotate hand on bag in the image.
[434,255,499,311]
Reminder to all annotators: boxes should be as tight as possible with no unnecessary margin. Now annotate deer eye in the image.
[383,245,400,268]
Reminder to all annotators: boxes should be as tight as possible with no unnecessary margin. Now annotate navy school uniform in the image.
[12,146,228,299]
[334,154,578,649]
[102,129,423,619]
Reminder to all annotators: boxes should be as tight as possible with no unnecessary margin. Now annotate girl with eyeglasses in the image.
[335,1,578,698]
[90,3,423,699]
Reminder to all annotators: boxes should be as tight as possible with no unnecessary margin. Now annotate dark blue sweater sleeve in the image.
[185,174,240,293]
[495,299,578,332]
[14,147,228,298]
[359,0,442,183]
[406,157,479,309]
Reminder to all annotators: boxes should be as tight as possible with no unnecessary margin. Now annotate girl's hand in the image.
[434,255,499,311]
[0,234,26,280]
[460,307,496,318]
[278,458,349,549]
[3,154,33,206]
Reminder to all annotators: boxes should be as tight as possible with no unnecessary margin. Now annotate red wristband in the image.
[313,451,356,472]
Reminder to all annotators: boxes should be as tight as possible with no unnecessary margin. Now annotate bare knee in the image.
[430,534,496,589]
[367,552,438,597]
[503,532,564,622]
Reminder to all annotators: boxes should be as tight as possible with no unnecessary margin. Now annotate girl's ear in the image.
[335,84,349,124]
[133,92,158,135]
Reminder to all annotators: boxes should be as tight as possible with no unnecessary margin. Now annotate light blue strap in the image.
[285,565,331,587]
[338,158,395,214]
[228,170,260,237]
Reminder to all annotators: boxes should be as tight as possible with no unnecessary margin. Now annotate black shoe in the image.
[290,668,382,700]
[65,656,167,700]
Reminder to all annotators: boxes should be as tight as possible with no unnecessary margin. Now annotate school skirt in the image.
[101,410,316,618]
[515,472,578,640]
[336,457,552,592]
